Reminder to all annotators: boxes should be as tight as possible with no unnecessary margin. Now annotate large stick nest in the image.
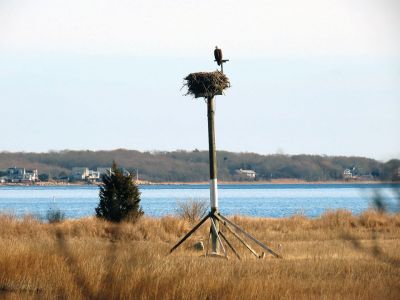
[183,71,230,98]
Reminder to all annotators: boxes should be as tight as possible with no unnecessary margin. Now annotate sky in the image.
[0,0,399,161]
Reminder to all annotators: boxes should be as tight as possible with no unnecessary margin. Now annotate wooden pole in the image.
[207,96,219,254]
[216,215,260,258]
[217,213,282,258]
[219,231,241,260]
[211,218,226,257]
[169,213,210,253]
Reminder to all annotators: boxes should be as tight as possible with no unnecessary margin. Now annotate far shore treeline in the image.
[0,149,399,182]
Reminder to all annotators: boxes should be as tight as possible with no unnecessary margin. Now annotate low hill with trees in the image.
[0,149,398,182]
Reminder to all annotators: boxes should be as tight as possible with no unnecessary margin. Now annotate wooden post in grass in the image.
[207,94,219,253]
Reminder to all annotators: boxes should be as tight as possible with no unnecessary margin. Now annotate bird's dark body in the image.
[214,47,223,66]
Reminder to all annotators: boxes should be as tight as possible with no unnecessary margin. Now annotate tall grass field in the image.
[0,211,399,299]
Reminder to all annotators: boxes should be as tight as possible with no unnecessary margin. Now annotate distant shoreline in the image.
[144,179,399,185]
[1,179,398,187]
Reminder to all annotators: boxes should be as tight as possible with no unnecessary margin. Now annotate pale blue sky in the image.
[0,0,399,161]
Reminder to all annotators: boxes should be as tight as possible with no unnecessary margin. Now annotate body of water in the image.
[0,184,398,219]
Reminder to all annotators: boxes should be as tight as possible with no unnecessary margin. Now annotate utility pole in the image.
[207,95,219,253]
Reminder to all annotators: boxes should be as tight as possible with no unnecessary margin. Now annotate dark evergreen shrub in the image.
[95,161,143,222]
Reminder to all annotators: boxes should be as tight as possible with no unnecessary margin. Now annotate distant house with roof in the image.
[71,167,90,180]
[87,170,100,182]
[71,167,100,182]
[71,166,131,182]
[7,167,38,182]
[343,169,353,179]
[235,169,256,179]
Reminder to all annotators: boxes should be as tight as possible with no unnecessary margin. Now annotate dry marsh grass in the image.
[0,211,399,299]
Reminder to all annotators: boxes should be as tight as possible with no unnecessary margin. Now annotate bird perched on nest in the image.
[214,46,223,66]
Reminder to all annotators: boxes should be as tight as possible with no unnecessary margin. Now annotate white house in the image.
[71,167,90,180]
[343,169,353,179]
[7,167,38,182]
[25,169,38,181]
[87,170,100,181]
[235,169,256,179]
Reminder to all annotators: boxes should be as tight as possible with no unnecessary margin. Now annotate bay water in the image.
[0,184,398,219]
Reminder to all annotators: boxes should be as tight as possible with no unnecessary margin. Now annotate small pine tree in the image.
[95,161,143,222]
